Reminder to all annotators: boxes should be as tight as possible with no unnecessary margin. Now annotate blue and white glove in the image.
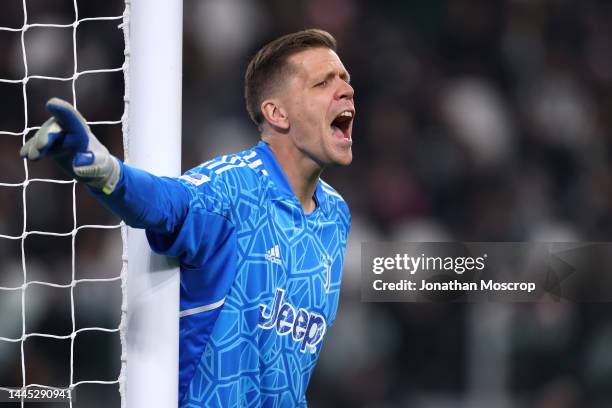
[20,98,121,195]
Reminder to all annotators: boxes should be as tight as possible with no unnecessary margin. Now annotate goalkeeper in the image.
[20,29,353,407]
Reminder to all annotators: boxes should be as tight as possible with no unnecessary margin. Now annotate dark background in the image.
[1,0,612,406]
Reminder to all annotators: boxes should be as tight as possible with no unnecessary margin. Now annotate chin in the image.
[331,151,353,166]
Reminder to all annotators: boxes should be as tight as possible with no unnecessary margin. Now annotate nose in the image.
[335,80,354,101]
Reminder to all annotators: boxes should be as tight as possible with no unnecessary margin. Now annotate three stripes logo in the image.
[265,245,282,265]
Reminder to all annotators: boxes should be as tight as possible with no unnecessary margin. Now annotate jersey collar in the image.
[253,140,327,213]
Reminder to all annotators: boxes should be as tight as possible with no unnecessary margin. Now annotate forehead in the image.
[287,47,347,79]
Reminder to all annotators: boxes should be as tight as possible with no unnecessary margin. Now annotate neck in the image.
[264,138,322,214]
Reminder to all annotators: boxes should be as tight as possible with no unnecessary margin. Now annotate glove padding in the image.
[20,98,120,195]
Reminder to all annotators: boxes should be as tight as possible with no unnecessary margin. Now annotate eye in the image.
[315,80,328,88]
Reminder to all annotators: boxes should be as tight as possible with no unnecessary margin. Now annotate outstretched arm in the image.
[20,98,190,234]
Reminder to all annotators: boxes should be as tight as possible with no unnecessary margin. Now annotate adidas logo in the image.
[265,245,282,265]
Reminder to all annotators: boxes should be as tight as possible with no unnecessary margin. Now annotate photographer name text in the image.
[373,279,536,293]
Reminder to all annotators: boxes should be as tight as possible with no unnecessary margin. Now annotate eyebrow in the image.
[317,70,351,84]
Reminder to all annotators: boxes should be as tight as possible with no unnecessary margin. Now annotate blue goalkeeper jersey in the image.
[96,141,350,407]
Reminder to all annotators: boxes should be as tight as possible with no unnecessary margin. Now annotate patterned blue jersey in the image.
[96,141,350,407]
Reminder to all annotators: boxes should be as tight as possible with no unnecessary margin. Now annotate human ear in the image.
[261,99,289,131]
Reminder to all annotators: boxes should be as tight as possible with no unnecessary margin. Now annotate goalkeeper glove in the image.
[20,98,121,195]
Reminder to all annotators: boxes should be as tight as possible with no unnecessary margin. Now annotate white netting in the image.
[0,1,128,406]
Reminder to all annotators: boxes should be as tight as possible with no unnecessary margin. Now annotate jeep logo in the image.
[258,288,327,354]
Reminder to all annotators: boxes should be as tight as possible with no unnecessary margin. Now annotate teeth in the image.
[339,111,353,118]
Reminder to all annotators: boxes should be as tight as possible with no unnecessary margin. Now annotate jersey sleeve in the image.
[91,161,239,301]
[90,161,192,234]
[145,167,235,268]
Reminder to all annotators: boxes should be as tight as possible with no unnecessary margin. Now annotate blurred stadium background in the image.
[2,0,612,407]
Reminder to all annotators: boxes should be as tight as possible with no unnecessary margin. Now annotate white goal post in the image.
[123,0,182,407]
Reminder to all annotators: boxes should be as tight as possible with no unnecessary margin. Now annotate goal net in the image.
[0,1,181,407]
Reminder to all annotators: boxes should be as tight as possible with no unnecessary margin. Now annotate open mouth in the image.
[330,110,354,140]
